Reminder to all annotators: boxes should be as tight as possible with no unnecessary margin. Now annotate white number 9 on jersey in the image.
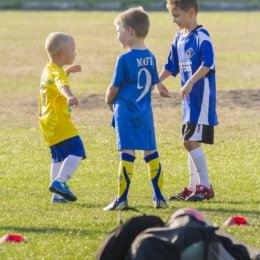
[136,68,152,102]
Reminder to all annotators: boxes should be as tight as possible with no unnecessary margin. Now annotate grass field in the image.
[1,0,260,5]
[0,11,260,260]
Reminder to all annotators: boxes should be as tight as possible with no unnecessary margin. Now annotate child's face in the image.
[115,25,131,49]
[169,7,192,30]
[62,39,76,65]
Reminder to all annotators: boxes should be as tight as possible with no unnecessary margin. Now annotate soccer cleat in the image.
[153,199,169,209]
[168,188,193,201]
[49,180,77,202]
[186,184,215,202]
[103,199,128,211]
[51,194,68,204]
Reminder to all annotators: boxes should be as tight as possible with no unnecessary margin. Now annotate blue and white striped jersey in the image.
[164,26,218,126]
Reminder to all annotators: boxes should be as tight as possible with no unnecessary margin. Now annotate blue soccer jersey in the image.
[164,26,218,126]
[111,49,160,132]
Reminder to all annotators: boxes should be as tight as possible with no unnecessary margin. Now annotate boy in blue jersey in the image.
[159,0,218,201]
[104,6,170,211]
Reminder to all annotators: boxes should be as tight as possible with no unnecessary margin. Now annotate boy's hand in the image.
[180,66,210,99]
[105,84,119,112]
[60,85,78,107]
[67,96,79,107]
[156,83,171,98]
[107,103,113,112]
[65,65,82,75]
[180,81,193,99]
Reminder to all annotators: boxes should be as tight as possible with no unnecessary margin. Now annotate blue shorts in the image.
[49,136,86,163]
[116,130,157,151]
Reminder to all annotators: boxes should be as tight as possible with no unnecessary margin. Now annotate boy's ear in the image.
[189,8,196,17]
[59,50,64,58]
[126,27,133,35]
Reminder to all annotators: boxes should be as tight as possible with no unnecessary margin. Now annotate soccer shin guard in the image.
[144,151,164,201]
[117,153,135,202]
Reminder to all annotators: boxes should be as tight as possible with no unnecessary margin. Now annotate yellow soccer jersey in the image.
[39,62,78,146]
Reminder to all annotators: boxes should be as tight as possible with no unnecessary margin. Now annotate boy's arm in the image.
[159,68,173,82]
[105,84,119,112]
[65,65,82,76]
[180,66,211,99]
[61,85,78,107]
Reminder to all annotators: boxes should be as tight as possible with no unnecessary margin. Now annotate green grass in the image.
[1,109,260,259]
[1,0,260,9]
[0,11,260,259]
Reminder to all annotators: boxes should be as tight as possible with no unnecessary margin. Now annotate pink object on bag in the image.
[223,216,249,226]
[0,234,26,243]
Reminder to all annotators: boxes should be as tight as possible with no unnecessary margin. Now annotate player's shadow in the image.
[0,226,104,236]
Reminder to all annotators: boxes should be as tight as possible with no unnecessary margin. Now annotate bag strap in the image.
[203,224,219,260]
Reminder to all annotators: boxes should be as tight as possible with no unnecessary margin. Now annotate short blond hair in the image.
[45,32,74,57]
[166,0,198,14]
[114,6,150,38]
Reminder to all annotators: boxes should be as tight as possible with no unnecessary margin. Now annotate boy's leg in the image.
[184,142,214,201]
[168,154,197,201]
[117,152,135,202]
[181,124,214,201]
[188,153,199,190]
[49,155,82,202]
[188,146,210,188]
[144,151,168,208]
[50,162,62,182]
[50,162,67,203]
[56,155,82,183]
[103,151,135,211]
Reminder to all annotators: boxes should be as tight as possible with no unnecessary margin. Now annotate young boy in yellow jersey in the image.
[39,32,86,204]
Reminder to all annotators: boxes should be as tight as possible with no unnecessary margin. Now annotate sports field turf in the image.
[0,11,260,259]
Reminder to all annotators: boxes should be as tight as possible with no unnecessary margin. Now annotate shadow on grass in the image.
[0,226,104,236]
[164,201,260,218]
[79,203,108,209]
[190,206,260,217]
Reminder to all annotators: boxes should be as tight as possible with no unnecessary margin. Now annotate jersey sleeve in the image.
[198,30,216,73]
[52,68,70,90]
[111,56,126,88]
[164,35,179,77]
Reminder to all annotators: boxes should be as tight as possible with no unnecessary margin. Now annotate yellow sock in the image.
[117,153,135,202]
[144,151,164,201]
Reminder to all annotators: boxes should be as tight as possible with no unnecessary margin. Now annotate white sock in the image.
[50,162,62,182]
[189,147,210,188]
[188,154,199,191]
[50,162,63,198]
[56,155,82,183]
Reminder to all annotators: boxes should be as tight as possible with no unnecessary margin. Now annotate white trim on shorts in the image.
[180,124,203,141]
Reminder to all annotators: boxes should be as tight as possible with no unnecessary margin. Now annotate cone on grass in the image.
[0,234,26,244]
[223,216,249,226]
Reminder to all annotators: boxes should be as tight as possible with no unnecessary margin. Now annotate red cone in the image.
[223,216,249,226]
[0,234,26,243]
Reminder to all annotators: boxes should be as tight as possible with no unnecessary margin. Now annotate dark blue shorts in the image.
[49,136,86,163]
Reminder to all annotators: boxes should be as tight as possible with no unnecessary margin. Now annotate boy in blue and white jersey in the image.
[160,0,218,201]
[104,6,170,211]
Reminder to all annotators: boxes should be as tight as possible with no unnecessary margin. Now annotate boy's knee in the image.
[182,140,189,150]
[182,140,200,151]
